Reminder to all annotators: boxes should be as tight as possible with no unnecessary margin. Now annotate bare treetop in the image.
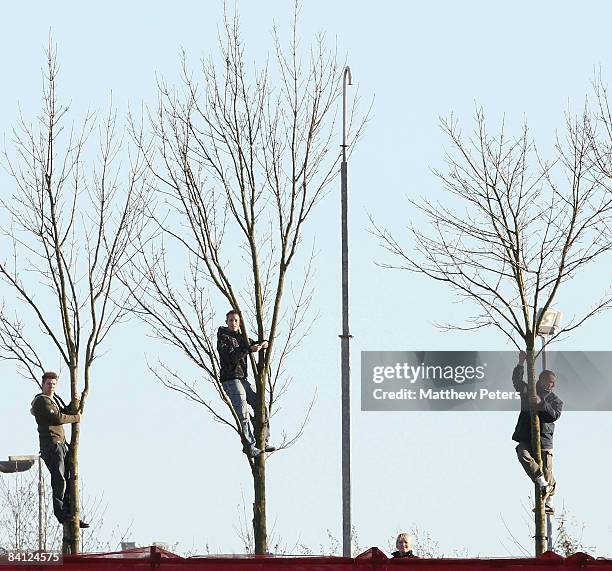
[375,108,612,348]
[0,42,145,553]
[123,9,366,553]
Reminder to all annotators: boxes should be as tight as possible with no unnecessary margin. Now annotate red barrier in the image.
[1,546,610,571]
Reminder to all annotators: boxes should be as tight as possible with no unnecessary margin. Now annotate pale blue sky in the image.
[2,0,612,557]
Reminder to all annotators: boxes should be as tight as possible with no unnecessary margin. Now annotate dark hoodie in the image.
[217,326,255,381]
[391,550,416,558]
[511,364,563,449]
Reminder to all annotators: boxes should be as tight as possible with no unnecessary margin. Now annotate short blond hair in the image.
[396,532,413,550]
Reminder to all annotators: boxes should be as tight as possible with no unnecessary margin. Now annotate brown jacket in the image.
[31,394,80,447]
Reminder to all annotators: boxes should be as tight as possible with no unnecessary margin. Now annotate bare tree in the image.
[373,108,612,555]
[0,469,51,552]
[0,43,145,553]
[591,71,612,180]
[0,469,133,554]
[501,500,596,556]
[123,8,363,554]
[553,507,595,557]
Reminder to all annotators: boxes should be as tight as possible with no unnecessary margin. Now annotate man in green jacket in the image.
[30,371,88,528]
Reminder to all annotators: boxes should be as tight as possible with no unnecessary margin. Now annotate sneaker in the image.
[264,445,276,453]
[532,505,555,515]
[539,484,549,499]
[249,446,262,457]
[60,518,90,529]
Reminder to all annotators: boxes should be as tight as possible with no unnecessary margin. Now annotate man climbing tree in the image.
[30,372,89,530]
[217,310,274,458]
[511,351,562,516]
[0,43,144,553]
[374,108,612,554]
[123,7,365,553]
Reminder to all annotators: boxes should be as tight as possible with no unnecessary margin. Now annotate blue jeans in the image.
[223,378,267,448]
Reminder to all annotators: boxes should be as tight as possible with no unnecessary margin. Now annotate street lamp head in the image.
[341,66,353,163]
[344,66,352,86]
[0,455,37,473]
[537,308,563,336]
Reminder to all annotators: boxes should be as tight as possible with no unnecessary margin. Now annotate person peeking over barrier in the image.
[391,533,416,558]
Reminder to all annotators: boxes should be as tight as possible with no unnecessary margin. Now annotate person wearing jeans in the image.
[217,310,274,457]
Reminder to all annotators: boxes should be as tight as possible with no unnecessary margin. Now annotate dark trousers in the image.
[40,442,72,524]
[515,442,555,506]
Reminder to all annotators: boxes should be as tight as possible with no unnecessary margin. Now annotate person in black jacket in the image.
[391,533,416,558]
[512,350,563,514]
[217,309,274,457]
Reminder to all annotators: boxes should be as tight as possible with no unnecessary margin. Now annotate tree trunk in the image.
[65,366,81,554]
[526,350,546,555]
[251,363,268,554]
[251,454,267,554]
[65,422,81,554]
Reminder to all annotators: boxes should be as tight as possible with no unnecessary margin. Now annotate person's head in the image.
[396,533,413,554]
[41,371,59,396]
[225,310,241,332]
[537,370,556,392]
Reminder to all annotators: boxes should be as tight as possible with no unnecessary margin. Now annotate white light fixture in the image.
[537,308,563,336]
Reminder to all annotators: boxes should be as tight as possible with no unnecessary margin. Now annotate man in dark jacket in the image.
[30,371,88,527]
[217,309,274,457]
[512,351,563,514]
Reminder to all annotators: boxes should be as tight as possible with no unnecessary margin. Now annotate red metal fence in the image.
[2,546,611,571]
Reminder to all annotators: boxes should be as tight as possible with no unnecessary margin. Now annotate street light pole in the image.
[539,334,552,552]
[38,456,44,551]
[2,455,42,551]
[536,307,562,554]
[340,65,353,558]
